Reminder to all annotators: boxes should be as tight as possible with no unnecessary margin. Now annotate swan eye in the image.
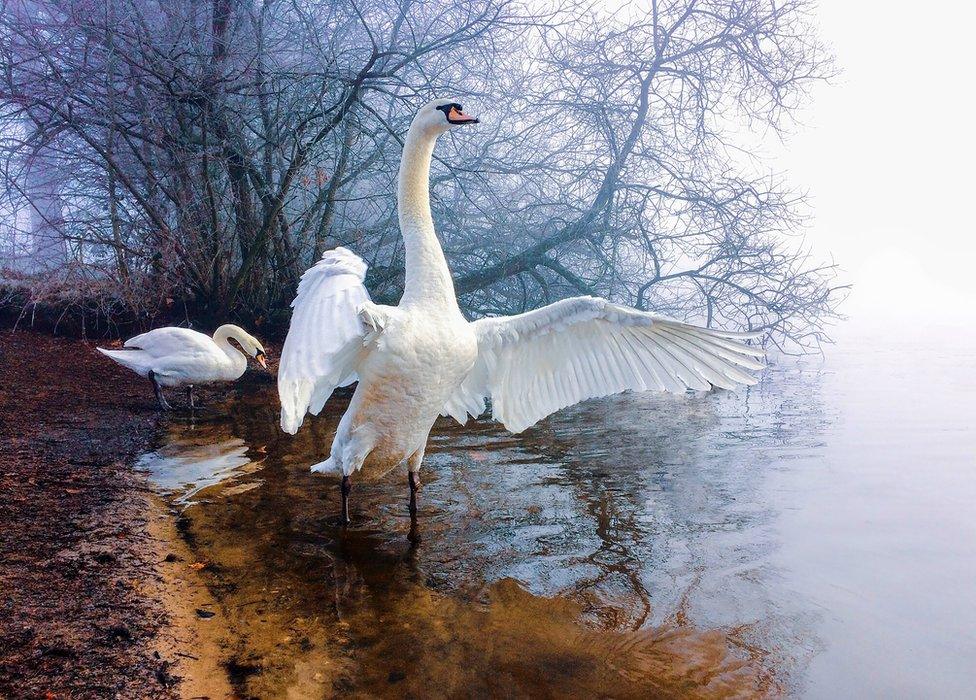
[435,103,462,116]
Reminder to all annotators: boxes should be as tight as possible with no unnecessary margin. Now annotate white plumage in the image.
[277,99,764,522]
[99,324,266,409]
[278,248,370,434]
[445,298,765,434]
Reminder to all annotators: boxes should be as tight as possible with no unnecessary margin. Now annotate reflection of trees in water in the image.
[172,440,774,698]
[512,364,831,688]
[577,488,654,630]
[151,367,830,695]
[526,394,724,630]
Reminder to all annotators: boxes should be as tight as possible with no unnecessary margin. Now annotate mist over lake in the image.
[4,0,975,696]
[132,318,976,697]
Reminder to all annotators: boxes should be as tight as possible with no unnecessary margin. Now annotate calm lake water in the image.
[137,320,976,698]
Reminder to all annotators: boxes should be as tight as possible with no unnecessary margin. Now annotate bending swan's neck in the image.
[397,126,458,309]
[212,325,248,377]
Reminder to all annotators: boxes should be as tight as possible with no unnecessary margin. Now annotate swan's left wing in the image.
[124,327,215,357]
[278,247,371,434]
[443,296,765,433]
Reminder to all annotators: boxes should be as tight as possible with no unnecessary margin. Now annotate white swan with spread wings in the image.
[277,99,765,525]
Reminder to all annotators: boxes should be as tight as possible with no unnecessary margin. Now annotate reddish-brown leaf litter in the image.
[0,329,173,698]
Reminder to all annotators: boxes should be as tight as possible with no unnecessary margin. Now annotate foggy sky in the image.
[769,0,976,325]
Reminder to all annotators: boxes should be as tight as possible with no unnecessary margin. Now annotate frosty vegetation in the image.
[0,0,842,348]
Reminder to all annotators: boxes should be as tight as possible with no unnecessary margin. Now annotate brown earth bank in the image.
[0,280,289,342]
[0,328,234,699]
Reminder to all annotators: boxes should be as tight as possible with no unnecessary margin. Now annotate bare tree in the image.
[0,0,843,349]
[2,0,69,272]
[428,0,843,349]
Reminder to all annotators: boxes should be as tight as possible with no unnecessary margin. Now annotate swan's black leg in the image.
[408,471,420,519]
[408,471,421,544]
[340,475,351,526]
[405,448,425,543]
[186,385,196,410]
[148,371,171,411]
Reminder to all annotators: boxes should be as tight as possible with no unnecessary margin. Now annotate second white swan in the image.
[99,324,266,409]
[277,99,765,525]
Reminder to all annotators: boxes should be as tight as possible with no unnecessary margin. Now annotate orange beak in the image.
[256,352,267,369]
[447,106,479,125]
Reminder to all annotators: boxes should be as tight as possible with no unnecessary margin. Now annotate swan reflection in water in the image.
[134,327,976,698]
[137,367,819,698]
[137,431,264,507]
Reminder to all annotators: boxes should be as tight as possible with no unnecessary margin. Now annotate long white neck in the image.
[397,125,458,309]
[212,325,248,377]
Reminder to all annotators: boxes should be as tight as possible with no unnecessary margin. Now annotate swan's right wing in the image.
[278,247,371,434]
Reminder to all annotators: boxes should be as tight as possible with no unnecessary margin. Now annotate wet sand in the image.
[147,501,233,700]
[0,329,232,698]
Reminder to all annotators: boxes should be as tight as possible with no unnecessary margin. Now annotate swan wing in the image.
[124,327,215,358]
[278,247,372,434]
[444,296,765,433]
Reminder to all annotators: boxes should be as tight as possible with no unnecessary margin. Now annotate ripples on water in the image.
[137,325,976,698]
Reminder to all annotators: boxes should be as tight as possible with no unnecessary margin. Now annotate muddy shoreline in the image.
[0,328,231,698]
[1,327,781,698]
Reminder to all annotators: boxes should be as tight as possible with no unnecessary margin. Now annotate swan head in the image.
[243,332,268,369]
[216,324,267,368]
[411,99,479,137]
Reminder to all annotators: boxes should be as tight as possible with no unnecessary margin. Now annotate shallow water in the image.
[138,322,976,698]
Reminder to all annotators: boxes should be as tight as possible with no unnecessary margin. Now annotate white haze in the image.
[769,0,976,329]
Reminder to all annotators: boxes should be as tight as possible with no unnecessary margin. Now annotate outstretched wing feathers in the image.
[277,255,763,438]
[444,296,765,434]
[278,248,370,434]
